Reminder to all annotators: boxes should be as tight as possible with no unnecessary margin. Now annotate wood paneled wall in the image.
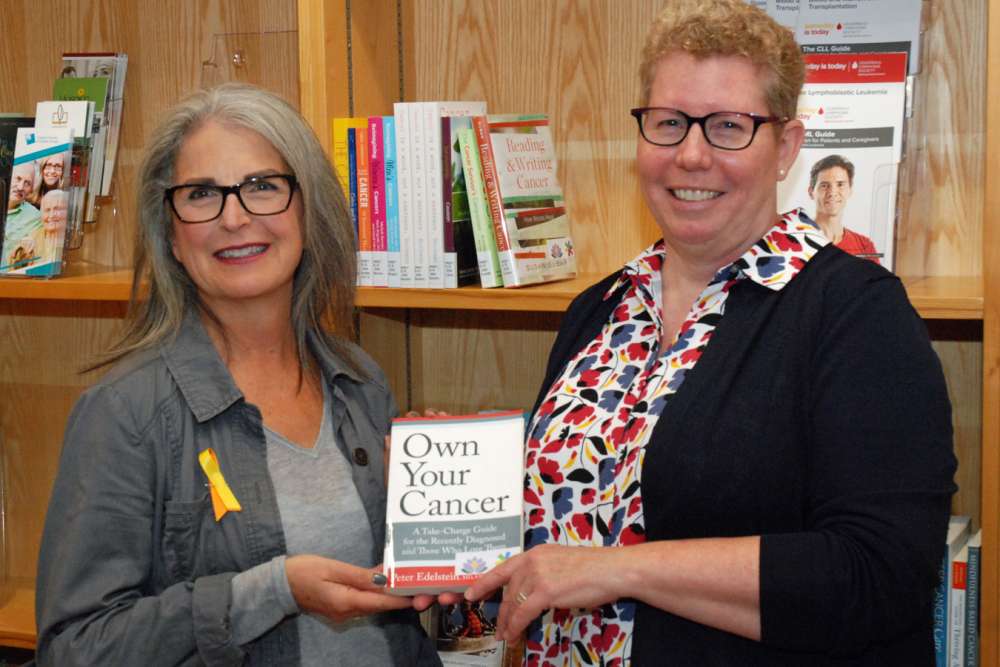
[0,0,299,580]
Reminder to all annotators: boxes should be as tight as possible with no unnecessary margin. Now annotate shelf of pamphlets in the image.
[0,52,127,280]
[767,0,926,272]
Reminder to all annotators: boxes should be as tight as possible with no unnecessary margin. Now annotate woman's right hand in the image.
[285,554,415,622]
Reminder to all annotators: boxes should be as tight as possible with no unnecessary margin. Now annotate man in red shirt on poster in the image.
[808,154,881,264]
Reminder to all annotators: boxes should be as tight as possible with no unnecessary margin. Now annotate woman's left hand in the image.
[463,544,625,641]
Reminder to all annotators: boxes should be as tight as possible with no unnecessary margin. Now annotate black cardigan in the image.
[532,245,956,666]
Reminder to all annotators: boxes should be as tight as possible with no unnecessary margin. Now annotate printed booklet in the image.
[778,52,907,268]
[1,127,73,277]
[383,410,525,595]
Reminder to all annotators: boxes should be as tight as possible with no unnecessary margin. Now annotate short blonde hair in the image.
[639,0,804,119]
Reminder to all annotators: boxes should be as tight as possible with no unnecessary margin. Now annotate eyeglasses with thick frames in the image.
[164,174,298,224]
[630,107,787,151]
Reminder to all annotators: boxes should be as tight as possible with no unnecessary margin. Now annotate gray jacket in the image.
[34,311,438,666]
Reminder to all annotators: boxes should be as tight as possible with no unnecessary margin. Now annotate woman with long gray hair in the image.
[34,83,440,666]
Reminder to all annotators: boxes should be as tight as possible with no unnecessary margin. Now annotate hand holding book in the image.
[284,554,434,622]
[463,544,626,642]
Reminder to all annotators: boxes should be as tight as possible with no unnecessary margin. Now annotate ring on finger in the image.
[515,590,529,605]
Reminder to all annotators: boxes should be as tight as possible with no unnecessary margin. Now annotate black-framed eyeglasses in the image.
[630,107,787,151]
[164,174,298,224]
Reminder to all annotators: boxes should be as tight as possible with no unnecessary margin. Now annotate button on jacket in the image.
[34,310,437,666]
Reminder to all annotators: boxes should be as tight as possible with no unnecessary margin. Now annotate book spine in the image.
[383,116,401,288]
[951,552,968,667]
[441,115,457,288]
[457,127,503,288]
[934,551,948,667]
[424,103,445,288]
[410,104,428,287]
[331,117,353,197]
[368,116,388,287]
[356,126,373,287]
[966,539,981,667]
[473,116,517,286]
[347,128,359,267]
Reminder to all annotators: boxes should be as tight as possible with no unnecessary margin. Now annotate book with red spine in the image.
[355,125,372,287]
[368,116,388,287]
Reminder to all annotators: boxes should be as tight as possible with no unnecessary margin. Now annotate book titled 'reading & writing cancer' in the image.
[383,411,525,595]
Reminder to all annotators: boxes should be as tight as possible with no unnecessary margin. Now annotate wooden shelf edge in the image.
[899,275,983,320]
[0,269,982,320]
[0,580,36,650]
[0,266,132,301]
[356,273,605,312]
[359,274,984,318]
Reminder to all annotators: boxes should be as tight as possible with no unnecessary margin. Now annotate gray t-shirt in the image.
[230,384,396,665]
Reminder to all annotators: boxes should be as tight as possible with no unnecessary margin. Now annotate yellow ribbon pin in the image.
[198,448,242,521]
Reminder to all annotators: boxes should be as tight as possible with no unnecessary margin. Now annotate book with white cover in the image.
[420,102,487,289]
[778,52,907,268]
[795,0,924,74]
[383,411,524,595]
[392,104,415,288]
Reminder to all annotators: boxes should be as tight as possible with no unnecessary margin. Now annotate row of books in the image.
[333,105,576,289]
[769,0,924,271]
[0,52,127,278]
[936,516,982,667]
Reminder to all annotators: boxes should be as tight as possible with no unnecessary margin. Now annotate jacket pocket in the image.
[162,492,216,582]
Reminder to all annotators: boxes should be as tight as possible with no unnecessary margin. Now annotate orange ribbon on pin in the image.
[198,448,242,521]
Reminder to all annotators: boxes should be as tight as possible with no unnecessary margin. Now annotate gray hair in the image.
[99,83,359,372]
[40,188,69,208]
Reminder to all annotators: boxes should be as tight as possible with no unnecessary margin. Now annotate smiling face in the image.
[809,166,852,219]
[41,155,65,188]
[8,163,35,210]
[636,52,803,267]
[40,192,68,234]
[168,120,303,313]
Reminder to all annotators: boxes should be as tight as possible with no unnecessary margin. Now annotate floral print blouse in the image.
[522,211,829,667]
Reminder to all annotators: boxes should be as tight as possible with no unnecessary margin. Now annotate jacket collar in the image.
[607,208,829,300]
[160,308,365,423]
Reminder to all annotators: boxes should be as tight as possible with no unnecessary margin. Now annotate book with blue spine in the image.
[934,516,971,667]
[383,115,401,287]
[347,127,359,279]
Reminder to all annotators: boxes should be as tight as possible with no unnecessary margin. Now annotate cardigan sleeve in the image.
[758,273,957,655]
